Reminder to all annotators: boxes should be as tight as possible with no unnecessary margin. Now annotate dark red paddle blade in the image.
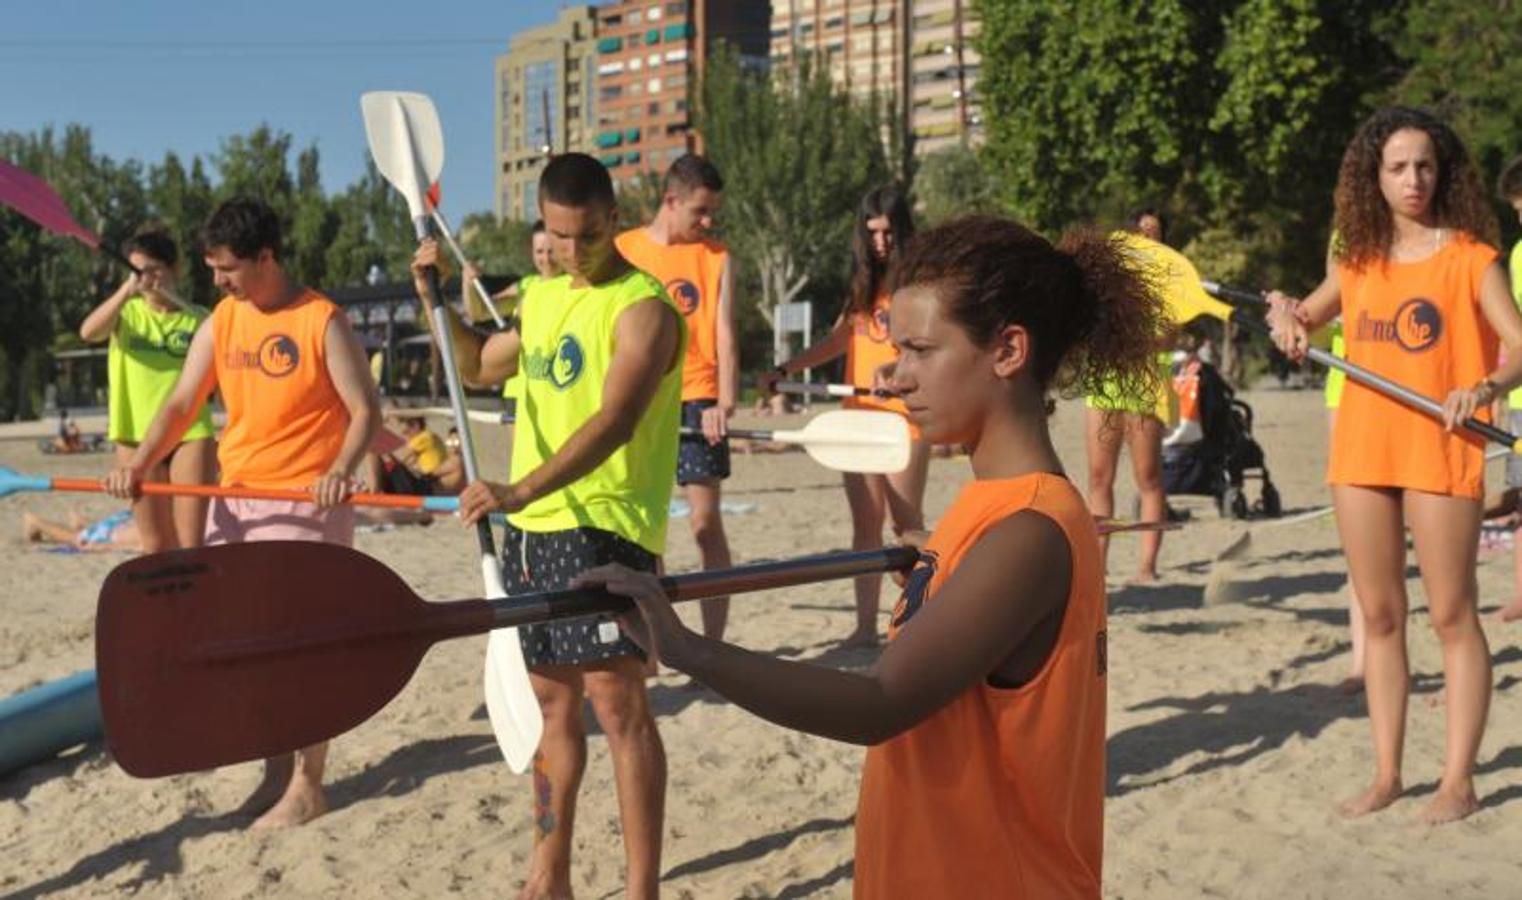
[0,159,101,248]
[95,542,488,777]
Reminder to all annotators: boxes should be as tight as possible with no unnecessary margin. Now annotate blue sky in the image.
[0,0,555,216]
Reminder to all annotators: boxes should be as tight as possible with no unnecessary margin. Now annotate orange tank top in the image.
[854,473,1107,899]
[615,227,727,402]
[212,290,350,490]
[844,291,919,438]
[1329,235,1500,498]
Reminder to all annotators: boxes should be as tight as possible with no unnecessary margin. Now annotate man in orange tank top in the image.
[614,155,740,640]
[106,199,381,830]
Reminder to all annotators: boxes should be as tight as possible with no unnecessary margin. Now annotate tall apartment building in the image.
[907,0,981,154]
[767,0,980,158]
[591,0,771,186]
[494,6,598,221]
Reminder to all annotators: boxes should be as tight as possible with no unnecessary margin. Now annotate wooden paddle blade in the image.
[95,542,485,778]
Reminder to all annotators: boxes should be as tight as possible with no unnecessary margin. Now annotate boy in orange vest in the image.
[106,198,381,829]
[615,154,740,639]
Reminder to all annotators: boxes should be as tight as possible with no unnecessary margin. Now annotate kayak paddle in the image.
[95,541,918,777]
[0,466,460,512]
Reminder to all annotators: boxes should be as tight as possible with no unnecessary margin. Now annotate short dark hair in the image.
[1500,155,1522,201]
[201,199,282,261]
[664,154,723,196]
[530,219,546,235]
[539,153,616,211]
[125,225,178,268]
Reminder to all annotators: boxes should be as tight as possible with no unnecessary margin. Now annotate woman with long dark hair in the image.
[1271,106,1522,823]
[764,185,932,646]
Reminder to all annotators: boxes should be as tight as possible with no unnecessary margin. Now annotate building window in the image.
[522,59,559,155]
[648,4,662,19]
[522,181,538,221]
[665,2,686,14]
[647,77,662,92]
[600,85,624,101]
[630,57,642,71]
[629,8,643,23]
[597,36,624,53]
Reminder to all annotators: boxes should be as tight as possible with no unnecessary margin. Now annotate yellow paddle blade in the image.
[1112,231,1236,326]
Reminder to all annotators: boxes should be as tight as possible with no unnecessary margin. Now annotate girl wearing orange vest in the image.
[1270,107,1522,824]
[581,215,1167,898]
[764,185,932,648]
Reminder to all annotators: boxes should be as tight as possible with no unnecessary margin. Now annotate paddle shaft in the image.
[44,476,456,511]
[193,546,920,663]
[428,205,506,330]
[501,414,884,446]
[776,381,883,399]
[1221,303,1521,451]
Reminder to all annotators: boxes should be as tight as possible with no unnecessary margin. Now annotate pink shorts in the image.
[204,497,355,547]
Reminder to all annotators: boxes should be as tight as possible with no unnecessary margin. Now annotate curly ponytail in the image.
[889,216,1164,410]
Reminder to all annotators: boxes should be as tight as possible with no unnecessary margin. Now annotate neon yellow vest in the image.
[501,274,540,401]
[107,295,216,443]
[508,267,684,554]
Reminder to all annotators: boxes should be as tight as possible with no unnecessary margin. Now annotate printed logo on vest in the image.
[890,549,938,630]
[257,334,301,377]
[523,335,587,390]
[1354,298,1442,352]
[855,306,891,344]
[666,278,700,317]
[165,329,194,357]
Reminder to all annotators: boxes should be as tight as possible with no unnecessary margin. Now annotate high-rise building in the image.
[495,6,598,221]
[906,0,981,154]
[591,1,771,186]
[767,1,980,158]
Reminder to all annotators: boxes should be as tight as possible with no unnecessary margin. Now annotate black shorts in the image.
[677,399,731,485]
[502,524,656,667]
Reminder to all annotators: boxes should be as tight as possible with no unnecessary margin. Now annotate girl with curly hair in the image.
[763,185,932,647]
[578,215,1163,898]
[1270,106,1522,824]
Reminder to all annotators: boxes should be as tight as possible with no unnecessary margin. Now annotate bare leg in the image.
[116,443,175,554]
[519,666,586,900]
[1125,413,1166,581]
[1405,490,1488,824]
[1085,407,1124,574]
[684,479,733,640]
[168,438,215,549]
[251,742,329,829]
[1334,484,1409,817]
[883,440,931,538]
[842,472,888,647]
[584,657,664,900]
[235,754,292,818]
[22,512,79,545]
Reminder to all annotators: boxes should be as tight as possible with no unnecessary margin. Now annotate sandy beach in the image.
[3,387,1522,899]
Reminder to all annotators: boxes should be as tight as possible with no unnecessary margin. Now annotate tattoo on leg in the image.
[532,751,556,837]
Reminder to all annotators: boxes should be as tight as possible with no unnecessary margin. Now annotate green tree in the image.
[913,144,1002,225]
[696,46,893,359]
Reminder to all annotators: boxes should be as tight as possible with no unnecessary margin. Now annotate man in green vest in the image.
[413,152,683,900]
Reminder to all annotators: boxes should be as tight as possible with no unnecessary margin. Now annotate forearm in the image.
[513,409,636,505]
[717,332,739,409]
[416,285,489,384]
[329,406,379,478]
[79,285,132,342]
[778,324,848,373]
[677,636,902,745]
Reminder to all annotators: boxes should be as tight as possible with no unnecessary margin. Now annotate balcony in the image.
[597,36,623,53]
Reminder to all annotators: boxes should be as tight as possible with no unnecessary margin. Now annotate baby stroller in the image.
[1162,360,1280,519]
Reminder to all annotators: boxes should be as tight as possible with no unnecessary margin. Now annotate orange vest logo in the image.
[855,306,891,344]
[257,334,301,377]
[666,278,700,317]
[1354,298,1442,352]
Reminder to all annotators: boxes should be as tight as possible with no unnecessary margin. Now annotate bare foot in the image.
[841,627,880,649]
[1338,779,1403,818]
[516,865,575,900]
[1334,675,1365,695]
[235,756,293,818]
[1418,786,1480,825]
[1494,598,1522,623]
[21,512,43,543]
[250,779,327,830]
[1123,570,1161,586]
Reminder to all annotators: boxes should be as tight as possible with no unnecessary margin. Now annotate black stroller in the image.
[1162,360,1281,519]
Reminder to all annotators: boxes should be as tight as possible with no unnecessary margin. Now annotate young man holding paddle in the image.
[615,154,739,640]
[414,153,684,899]
[106,198,381,829]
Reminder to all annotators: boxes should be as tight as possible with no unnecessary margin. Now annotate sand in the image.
[3,388,1522,899]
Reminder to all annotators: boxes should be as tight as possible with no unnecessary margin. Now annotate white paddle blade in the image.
[478,554,542,772]
[360,91,445,224]
[781,409,910,474]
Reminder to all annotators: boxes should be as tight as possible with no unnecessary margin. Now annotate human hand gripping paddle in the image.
[0,466,461,512]
[94,540,918,777]
[0,159,195,313]
[1199,279,1522,453]
[481,408,912,474]
[362,90,544,773]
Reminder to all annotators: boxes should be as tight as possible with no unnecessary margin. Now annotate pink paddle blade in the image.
[0,158,101,249]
